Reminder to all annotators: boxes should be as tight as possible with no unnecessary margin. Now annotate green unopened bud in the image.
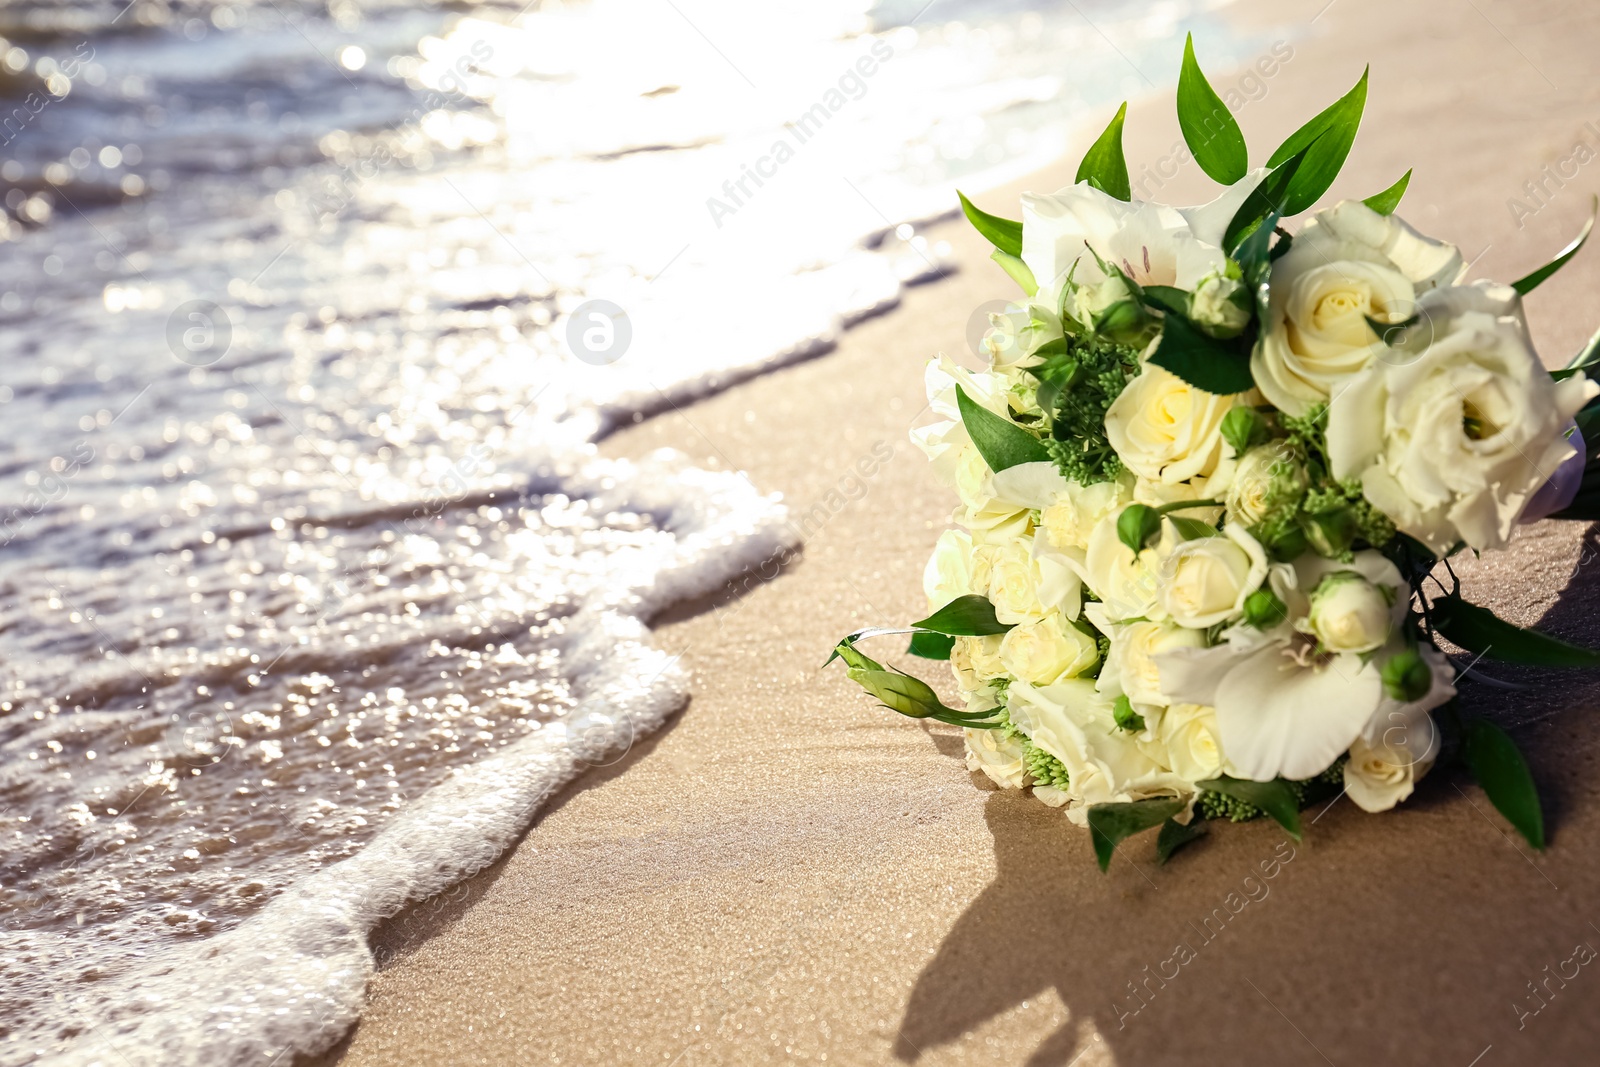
[846,667,947,719]
[1117,504,1161,557]
[1264,524,1308,562]
[1381,648,1433,703]
[1112,694,1146,732]
[1220,406,1271,456]
[1094,298,1146,339]
[1242,587,1289,629]
[1302,507,1358,558]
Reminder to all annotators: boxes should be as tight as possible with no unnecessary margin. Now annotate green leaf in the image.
[1461,718,1545,849]
[991,250,1037,296]
[907,630,956,660]
[1147,311,1257,395]
[957,190,1023,257]
[1430,592,1600,666]
[1361,168,1411,215]
[1076,101,1131,202]
[1139,284,1190,316]
[1512,195,1597,295]
[1196,776,1303,841]
[1117,503,1161,555]
[912,594,1013,636]
[955,383,1049,472]
[1224,141,1313,253]
[1155,817,1207,864]
[1176,34,1248,184]
[1265,66,1369,216]
[1563,323,1600,371]
[1086,798,1186,872]
[1168,515,1219,540]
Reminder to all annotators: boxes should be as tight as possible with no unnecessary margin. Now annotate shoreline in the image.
[323,2,1600,1064]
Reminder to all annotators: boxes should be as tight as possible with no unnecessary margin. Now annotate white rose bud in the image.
[950,634,1006,690]
[1158,703,1227,782]
[986,539,1048,625]
[1157,524,1269,629]
[1306,570,1394,654]
[999,612,1100,686]
[1225,440,1308,527]
[1344,715,1439,812]
[1190,271,1250,338]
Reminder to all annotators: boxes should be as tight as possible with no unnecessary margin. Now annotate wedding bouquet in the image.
[829,38,1600,869]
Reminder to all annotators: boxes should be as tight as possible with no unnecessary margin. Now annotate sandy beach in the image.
[321,1,1600,1063]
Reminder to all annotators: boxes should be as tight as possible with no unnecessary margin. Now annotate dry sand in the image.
[320,1,1600,1063]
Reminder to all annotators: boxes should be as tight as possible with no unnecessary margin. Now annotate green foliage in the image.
[1155,817,1207,864]
[1145,308,1256,395]
[1380,647,1431,701]
[912,593,1014,636]
[1430,593,1600,667]
[907,631,955,660]
[1033,332,1142,484]
[1025,744,1073,790]
[956,384,1050,472]
[1197,763,1343,824]
[1087,797,1186,872]
[1076,101,1131,201]
[1176,33,1248,184]
[1362,168,1412,215]
[1265,66,1369,216]
[1511,194,1596,295]
[1117,504,1161,555]
[956,190,1023,257]
[991,249,1037,295]
[1461,718,1545,849]
[1196,776,1303,839]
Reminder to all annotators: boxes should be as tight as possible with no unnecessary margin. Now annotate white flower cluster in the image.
[911,176,1596,827]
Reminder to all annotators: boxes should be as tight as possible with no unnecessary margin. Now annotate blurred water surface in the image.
[0,0,1252,1061]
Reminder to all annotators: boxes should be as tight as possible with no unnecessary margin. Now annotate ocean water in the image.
[0,0,1256,1062]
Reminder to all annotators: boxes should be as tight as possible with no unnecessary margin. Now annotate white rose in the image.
[1081,504,1166,621]
[1157,524,1269,629]
[923,529,974,611]
[1105,362,1247,485]
[987,539,1048,625]
[1191,271,1250,338]
[999,612,1100,686]
[1252,201,1462,416]
[1100,620,1206,705]
[951,634,1006,690]
[1344,714,1439,813]
[1040,476,1130,552]
[1326,283,1600,552]
[1305,570,1394,654]
[1005,678,1191,823]
[965,725,1029,789]
[1158,703,1227,782]
[1225,440,1308,527]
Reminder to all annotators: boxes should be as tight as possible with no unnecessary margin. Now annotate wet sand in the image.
[322,1,1600,1063]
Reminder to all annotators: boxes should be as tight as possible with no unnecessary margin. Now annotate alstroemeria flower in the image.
[1020,169,1268,319]
[1153,551,1455,781]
